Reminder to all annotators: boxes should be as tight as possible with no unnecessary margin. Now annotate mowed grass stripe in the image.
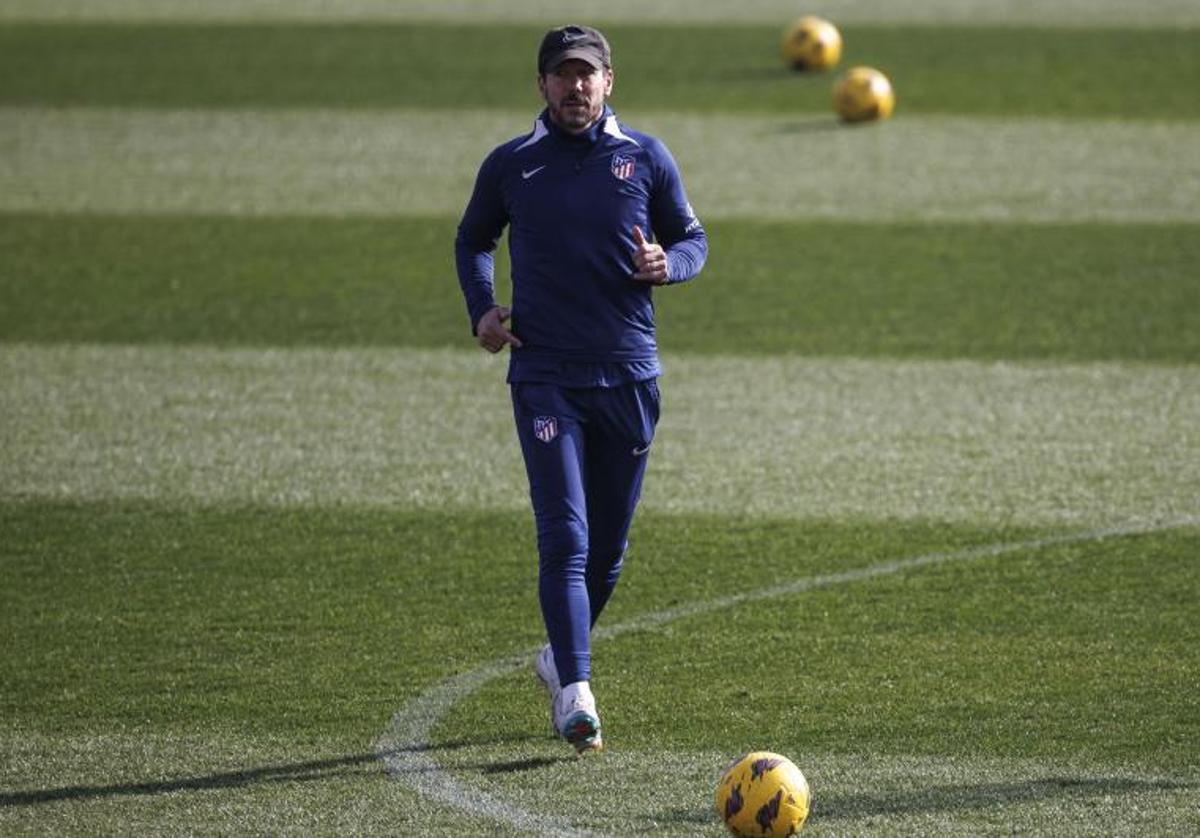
[4,108,1199,223]
[4,0,1199,27]
[436,748,1200,835]
[3,214,1197,362]
[3,501,1196,767]
[2,345,1196,527]
[0,730,440,835]
[4,736,1196,836]
[2,501,1196,835]
[2,24,1199,119]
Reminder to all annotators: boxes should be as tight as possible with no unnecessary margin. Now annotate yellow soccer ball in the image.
[715,751,811,836]
[781,16,842,71]
[833,66,896,123]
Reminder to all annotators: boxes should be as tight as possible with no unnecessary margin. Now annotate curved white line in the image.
[375,517,1196,836]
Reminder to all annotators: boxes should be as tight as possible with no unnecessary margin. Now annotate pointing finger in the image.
[632,225,646,246]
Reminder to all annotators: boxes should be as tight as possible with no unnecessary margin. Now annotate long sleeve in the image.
[647,139,707,284]
[454,149,509,333]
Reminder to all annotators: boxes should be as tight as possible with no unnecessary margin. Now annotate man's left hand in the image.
[630,225,668,285]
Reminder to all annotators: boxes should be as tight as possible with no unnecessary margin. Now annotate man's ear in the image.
[537,74,547,99]
[604,68,614,97]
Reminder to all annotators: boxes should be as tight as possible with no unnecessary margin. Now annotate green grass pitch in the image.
[1,4,1198,835]
[2,23,1199,119]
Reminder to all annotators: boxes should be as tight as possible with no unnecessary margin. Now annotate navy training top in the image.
[455,106,707,387]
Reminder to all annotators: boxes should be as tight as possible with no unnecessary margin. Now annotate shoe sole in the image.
[561,711,603,755]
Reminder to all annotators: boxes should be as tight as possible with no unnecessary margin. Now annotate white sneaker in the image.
[533,644,561,733]
[554,681,603,754]
[534,643,561,694]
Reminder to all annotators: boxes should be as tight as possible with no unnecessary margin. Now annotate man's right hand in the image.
[476,306,523,353]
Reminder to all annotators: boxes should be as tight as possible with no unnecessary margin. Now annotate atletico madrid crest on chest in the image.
[610,153,636,180]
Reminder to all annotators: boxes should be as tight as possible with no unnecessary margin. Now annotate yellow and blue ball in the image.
[833,66,896,123]
[715,751,811,836]
[781,16,843,72]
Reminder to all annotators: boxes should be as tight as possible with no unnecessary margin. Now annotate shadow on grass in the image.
[386,732,543,755]
[0,733,574,807]
[480,755,570,774]
[644,776,1196,832]
[383,735,577,775]
[818,776,1196,821]
[0,753,379,807]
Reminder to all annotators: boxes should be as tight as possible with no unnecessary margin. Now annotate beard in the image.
[550,96,602,133]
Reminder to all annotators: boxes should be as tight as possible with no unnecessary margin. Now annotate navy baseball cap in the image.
[538,25,611,74]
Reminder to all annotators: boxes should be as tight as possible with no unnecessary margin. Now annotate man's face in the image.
[539,59,613,134]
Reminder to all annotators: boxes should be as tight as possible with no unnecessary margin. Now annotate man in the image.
[454,24,707,754]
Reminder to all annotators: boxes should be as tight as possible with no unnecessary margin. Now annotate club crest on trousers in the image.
[533,415,559,443]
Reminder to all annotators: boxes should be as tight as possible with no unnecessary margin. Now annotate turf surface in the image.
[4,502,1195,766]
[3,213,1197,361]
[3,0,1199,27]
[1,24,1199,119]
[5,109,1198,222]
[1,4,1197,835]
[5,345,1195,527]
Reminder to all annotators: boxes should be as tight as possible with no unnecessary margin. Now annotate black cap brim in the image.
[543,47,606,73]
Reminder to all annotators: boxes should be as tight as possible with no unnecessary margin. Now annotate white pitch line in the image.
[374,516,1197,836]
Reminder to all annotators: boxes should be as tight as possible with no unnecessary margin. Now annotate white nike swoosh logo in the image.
[631,443,652,456]
[522,166,546,180]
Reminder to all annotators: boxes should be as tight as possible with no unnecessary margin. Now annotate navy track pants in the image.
[511,378,660,685]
